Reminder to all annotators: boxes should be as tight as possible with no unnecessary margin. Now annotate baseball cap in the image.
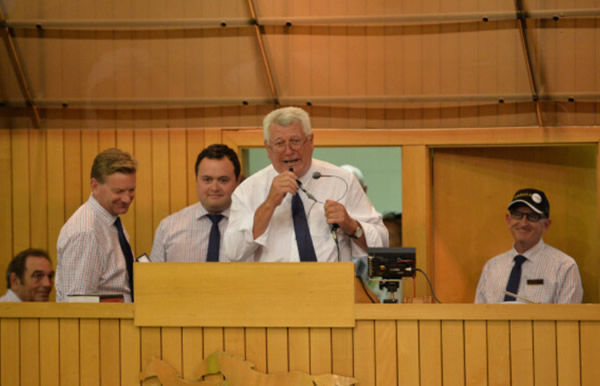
[508,188,550,218]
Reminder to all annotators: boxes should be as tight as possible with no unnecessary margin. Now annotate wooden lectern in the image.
[134,262,355,327]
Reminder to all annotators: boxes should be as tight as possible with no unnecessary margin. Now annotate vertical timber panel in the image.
[533,321,557,386]
[79,319,100,386]
[354,320,375,386]
[374,320,397,386]
[40,318,60,386]
[288,327,310,373]
[266,327,288,373]
[510,321,534,386]
[21,319,40,386]
[331,328,354,378]
[310,328,332,375]
[121,319,141,386]
[580,321,600,386]
[556,321,580,386]
[60,318,80,386]
[487,320,510,385]
[464,320,487,386]
[99,319,121,386]
[441,320,465,386]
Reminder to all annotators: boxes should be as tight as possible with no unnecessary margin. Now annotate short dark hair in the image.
[195,144,241,179]
[5,248,51,289]
[91,148,137,183]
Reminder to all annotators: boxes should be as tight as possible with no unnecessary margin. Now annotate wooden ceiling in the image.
[1,0,599,129]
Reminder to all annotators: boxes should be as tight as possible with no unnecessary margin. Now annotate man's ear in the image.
[9,272,21,289]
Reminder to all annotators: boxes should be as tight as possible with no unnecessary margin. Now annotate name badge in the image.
[527,279,544,285]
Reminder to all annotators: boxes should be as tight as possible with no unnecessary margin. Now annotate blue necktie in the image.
[206,214,224,262]
[292,193,317,262]
[504,255,527,301]
[114,217,134,300]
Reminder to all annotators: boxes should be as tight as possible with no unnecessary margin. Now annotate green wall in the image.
[245,147,402,214]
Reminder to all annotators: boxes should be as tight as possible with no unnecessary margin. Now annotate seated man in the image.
[223,106,388,262]
[0,248,54,302]
[475,188,583,304]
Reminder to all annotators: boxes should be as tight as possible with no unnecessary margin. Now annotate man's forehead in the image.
[25,256,53,271]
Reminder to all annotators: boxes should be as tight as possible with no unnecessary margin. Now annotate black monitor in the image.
[367,247,416,279]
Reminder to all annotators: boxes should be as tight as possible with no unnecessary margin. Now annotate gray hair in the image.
[262,107,312,142]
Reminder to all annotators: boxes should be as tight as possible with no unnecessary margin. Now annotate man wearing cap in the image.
[475,188,583,304]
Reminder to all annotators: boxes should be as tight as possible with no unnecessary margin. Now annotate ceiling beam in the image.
[0,9,40,128]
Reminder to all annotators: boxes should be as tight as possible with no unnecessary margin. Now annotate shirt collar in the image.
[195,202,230,220]
[511,238,546,262]
[88,194,118,225]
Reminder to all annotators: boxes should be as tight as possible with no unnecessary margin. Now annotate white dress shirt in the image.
[0,289,21,302]
[151,202,230,262]
[223,159,388,262]
[475,239,583,304]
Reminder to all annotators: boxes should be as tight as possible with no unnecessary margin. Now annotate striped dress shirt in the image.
[55,194,133,302]
[475,239,583,304]
[151,202,230,262]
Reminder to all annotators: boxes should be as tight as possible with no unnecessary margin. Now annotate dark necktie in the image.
[504,254,527,301]
[206,214,224,262]
[114,217,134,300]
[292,193,317,262]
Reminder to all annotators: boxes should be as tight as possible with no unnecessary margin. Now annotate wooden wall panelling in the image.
[120,319,141,386]
[186,129,205,206]
[402,145,432,298]
[81,129,99,201]
[224,327,246,358]
[266,327,288,373]
[47,129,65,265]
[419,320,442,386]
[288,327,310,373]
[117,129,136,244]
[152,129,170,234]
[1,318,20,385]
[59,318,80,385]
[161,327,183,378]
[345,0,367,128]
[440,320,465,386]
[353,320,375,386]
[396,320,420,386]
[374,320,397,386]
[0,130,13,277]
[532,320,557,386]
[421,0,442,129]
[80,318,100,385]
[29,129,48,251]
[12,129,31,253]
[464,320,487,385]
[580,321,600,386]
[134,129,153,255]
[140,326,161,377]
[310,327,332,375]
[439,2,460,128]
[20,318,40,386]
[63,129,83,218]
[182,327,203,380]
[510,321,534,386]
[245,327,267,372]
[40,318,60,386]
[100,319,122,385]
[203,327,225,358]
[555,320,580,386]
[401,2,423,129]
[487,320,510,385]
[168,129,188,213]
[331,328,354,378]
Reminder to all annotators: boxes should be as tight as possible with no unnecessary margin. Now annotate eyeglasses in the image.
[510,211,545,222]
[270,136,309,152]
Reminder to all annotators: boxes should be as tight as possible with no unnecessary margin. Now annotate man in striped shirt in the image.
[55,148,137,302]
[475,188,583,304]
[151,144,241,262]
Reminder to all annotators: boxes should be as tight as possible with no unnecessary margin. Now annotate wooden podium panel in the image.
[134,262,355,327]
